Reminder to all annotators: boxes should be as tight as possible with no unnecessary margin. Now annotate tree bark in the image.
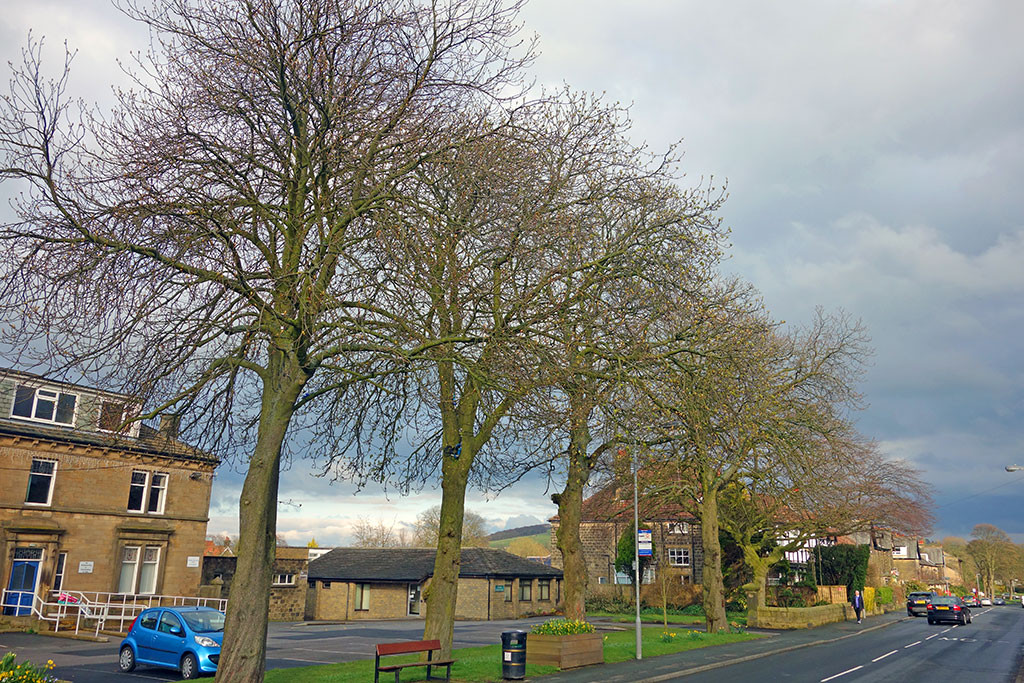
[422,447,472,658]
[699,489,728,633]
[554,422,593,621]
[216,351,307,683]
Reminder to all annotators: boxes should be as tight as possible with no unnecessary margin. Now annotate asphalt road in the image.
[0,617,550,682]
[678,606,1024,682]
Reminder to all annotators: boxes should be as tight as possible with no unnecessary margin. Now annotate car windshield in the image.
[181,610,225,633]
[909,593,932,599]
[931,597,959,605]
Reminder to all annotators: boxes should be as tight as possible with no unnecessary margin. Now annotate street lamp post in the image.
[632,449,642,661]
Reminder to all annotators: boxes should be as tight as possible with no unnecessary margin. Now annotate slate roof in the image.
[0,417,218,464]
[308,547,563,583]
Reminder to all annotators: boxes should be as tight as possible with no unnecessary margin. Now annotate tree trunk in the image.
[422,448,472,658]
[554,422,593,621]
[699,490,728,633]
[216,352,307,683]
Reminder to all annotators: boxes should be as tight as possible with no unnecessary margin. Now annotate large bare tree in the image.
[0,1,532,680]
[638,299,872,631]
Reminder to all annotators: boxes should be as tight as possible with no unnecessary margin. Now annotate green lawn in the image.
[254,626,760,683]
[589,610,748,627]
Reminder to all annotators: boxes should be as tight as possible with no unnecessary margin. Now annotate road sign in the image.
[638,529,652,557]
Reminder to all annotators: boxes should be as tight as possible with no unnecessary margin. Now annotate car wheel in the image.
[927,618,934,624]
[118,646,136,673]
[181,653,200,680]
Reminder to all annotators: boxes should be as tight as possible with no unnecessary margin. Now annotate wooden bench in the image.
[374,639,455,683]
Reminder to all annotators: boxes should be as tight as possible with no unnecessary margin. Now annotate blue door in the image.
[3,560,40,616]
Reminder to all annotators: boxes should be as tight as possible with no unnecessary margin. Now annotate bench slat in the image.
[378,660,455,672]
[376,639,443,656]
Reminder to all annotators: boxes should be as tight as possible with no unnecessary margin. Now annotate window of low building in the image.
[504,580,513,602]
[127,471,168,514]
[519,580,532,601]
[273,573,296,586]
[25,458,57,506]
[11,385,77,425]
[538,579,550,601]
[355,583,370,610]
[668,547,691,567]
[667,522,690,534]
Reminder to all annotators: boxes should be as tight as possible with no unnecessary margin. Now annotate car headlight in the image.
[194,635,219,648]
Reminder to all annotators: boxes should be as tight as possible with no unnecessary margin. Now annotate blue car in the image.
[119,606,224,679]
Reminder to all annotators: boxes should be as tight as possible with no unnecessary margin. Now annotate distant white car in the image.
[981,597,992,606]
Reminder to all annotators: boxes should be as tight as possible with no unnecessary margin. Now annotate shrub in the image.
[530,619,596,636]
[0,652,58,683]
[876,586,894,605]
[585,595,632,613]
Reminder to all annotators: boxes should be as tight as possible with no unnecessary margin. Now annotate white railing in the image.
[2,589,227,637]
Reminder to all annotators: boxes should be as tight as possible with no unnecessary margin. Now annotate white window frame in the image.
[273,573,296,586]
[25,458,58,506]
[118,545,161,594]
[11,384,77,426]
[668,547,691,567]
[893,546,909,559]
[53,552,68,592]
[127,470,168,514]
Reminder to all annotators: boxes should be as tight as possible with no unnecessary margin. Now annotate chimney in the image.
[159,414,180,439]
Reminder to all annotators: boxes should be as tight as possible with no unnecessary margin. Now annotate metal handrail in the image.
[2,589,227,636]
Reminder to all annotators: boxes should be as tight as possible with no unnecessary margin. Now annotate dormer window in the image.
[98,400,131,433]
[11,384,77,426]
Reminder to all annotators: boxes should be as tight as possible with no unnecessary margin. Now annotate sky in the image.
[2,0,1023,545]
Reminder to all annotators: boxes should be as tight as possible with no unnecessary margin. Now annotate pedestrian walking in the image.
[852,589,865,623]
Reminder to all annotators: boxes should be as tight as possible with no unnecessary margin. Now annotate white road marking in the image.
[872,649,898,662]
[926,633,939,640]
[904,640,922,648]
[821,665,864,682]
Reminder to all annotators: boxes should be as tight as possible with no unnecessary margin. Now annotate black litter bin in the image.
[501,629,527,680]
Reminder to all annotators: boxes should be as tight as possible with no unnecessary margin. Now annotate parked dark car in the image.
[927,596,971,625]
[906,591,939,617]
[119,605,224,679]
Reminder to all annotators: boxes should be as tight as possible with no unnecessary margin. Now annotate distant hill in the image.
[488,524,550,542]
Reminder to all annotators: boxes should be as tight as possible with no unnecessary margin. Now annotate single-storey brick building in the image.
[306,547,563,621]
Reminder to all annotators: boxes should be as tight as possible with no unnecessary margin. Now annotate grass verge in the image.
[255,626,760,683]
[589,611,748,627]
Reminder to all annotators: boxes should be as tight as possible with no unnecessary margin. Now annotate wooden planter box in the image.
[526,632,604,669]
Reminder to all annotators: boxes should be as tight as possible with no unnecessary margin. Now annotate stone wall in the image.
[201,551,309,621]
[747,603,850,629]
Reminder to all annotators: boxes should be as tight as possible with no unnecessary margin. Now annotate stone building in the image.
[201,545,311,621]
[306,547,563,621]
[0,369,217,617]
[548,477,703,594]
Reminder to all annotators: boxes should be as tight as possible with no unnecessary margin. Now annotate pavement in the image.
[537,611,909,683]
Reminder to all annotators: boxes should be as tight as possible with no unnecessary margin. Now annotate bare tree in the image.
[351,518,413,548]
[0,1,532,680]
[967,524,1014,596]
[412,505,489,547]
[638,299,873,632]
